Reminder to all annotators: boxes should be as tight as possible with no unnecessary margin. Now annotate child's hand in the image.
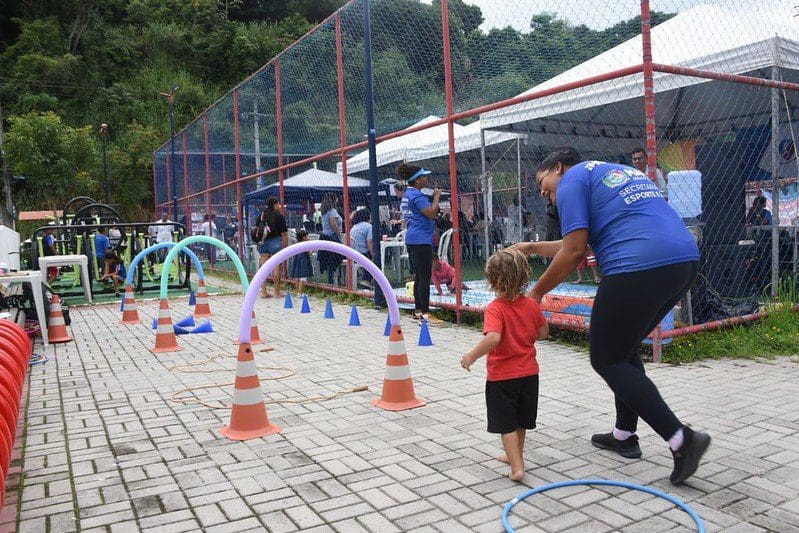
[460,353,475,371]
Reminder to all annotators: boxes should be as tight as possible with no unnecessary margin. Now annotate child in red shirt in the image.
[431,253,469,295]
[460,249,548,481]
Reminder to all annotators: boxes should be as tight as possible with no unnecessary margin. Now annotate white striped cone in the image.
[236,311,264,345]
[193,279,212,318]
[219,343,280,440]
[372,324,426,411]
[121,284,140,324]
[152,299,181,353]
[47,295,72,343]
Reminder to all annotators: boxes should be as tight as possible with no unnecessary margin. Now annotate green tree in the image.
[4,111,97,210]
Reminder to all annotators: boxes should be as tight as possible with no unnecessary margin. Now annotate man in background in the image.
[631,147,667,199]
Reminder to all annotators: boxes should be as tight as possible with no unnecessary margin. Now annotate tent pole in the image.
[480,129,490,265]
[770,50,780,299]
[517,137,523,243]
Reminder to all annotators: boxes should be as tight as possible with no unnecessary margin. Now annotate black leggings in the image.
[407,244,433,312]
[589,261,698,441]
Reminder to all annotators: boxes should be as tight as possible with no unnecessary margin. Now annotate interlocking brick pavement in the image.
[4,285,799,532]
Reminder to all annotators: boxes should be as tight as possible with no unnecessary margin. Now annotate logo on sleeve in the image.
[602,169,630,188]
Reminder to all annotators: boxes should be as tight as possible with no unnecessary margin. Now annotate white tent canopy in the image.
[243,167,369,202]
[480,4,799,135]
[337,115,522,176]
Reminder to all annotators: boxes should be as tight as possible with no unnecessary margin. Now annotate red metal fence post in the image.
[182,131,191,234]
[336,14,353,289]
[441,0,463,323]
[641,0,662,362]
[203,114,212,230]
[234,89,244,260]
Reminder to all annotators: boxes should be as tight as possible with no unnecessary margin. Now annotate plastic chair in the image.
[437,228,453,264]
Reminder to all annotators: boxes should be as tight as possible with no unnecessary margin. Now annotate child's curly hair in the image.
[485,248,532,300]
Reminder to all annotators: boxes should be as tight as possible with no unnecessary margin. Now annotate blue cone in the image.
[188,290,196,306]
[192,320,213,334]
[120,298,125,312]
[324,298,334,319]
[348,305,361,326]
[383,314,392,336]
[152,317,158,329]
[418,319,433,346]
[301,294,311,313]
[284,292,294,309]
[175,315,195,328]
[173,324,191,335]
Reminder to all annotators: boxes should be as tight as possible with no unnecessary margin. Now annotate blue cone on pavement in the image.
[284,292,293,309]
[120,298,125,312]
[383,314,392,336]
[418,319,433,346]
[348,306,361,326]
[324,298,334,319]
[188,290,196,306]
[175,315,195,328]
[192,320,214,334]
[152,316,158,329]
[301,294,311,313]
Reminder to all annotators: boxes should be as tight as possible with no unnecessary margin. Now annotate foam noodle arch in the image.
[125,242,205,287]
[239,241,400,343]
[160,236,249,299]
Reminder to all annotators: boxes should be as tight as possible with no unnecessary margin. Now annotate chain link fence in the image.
[152,0,799,356]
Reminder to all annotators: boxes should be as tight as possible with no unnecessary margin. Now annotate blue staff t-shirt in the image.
[405,187,435,245]
[556,161,699,276]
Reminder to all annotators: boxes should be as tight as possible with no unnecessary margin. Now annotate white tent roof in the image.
[337,115,522,176]
[480,4,799,132]
[278,167,369,188]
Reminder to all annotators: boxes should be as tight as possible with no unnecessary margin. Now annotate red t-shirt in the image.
[483,296,546,381]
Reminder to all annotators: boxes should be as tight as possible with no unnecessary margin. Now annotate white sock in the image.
[668,427,685,451]
[612,428,635,441]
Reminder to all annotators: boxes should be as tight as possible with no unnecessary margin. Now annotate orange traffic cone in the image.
[152,299,181,353]
[121,284,140,324]
[194,279,212,318]
[219,343,280,440]
[372,325,426,411]
[235,311,263,345]
[47,295,72,344]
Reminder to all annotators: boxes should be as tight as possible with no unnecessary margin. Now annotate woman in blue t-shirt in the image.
[514,147,710,486]
[397,163,441,321]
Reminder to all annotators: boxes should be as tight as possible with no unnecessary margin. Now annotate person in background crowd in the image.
[94,227,110,275]
[256,197,288,298]
[151,211,174,261]
[746,195,772,227]
[630,147,667,199]
[349,208,374,289]
[318,193,344,285]
[42,226,59,283]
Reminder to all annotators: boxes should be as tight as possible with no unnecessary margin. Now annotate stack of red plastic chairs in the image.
[0,320,30,507]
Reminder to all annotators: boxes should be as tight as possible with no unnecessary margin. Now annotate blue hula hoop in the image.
[502,479,705,533]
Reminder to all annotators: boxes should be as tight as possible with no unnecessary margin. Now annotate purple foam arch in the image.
[239,241,400,343]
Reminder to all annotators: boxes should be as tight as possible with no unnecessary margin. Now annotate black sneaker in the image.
[590,432,642,459]
[670,426,711,485]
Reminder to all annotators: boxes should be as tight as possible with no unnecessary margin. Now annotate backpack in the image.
[250,223,270,242]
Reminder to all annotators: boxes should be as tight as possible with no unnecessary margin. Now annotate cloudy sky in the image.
[421,0,797,32]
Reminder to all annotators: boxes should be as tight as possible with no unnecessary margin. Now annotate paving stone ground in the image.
[4,286,799,532]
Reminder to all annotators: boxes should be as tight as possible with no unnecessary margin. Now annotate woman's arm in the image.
[511,240,563,258]
[529,229,588,301]
[420,189,441,219]
[330,215,341,234]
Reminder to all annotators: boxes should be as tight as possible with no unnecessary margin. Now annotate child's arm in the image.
[538,321,549,340]
[432,271,443,295]
[460,332,501,371]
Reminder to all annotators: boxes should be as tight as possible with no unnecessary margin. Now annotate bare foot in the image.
[497,454,509,464]
[508,469,524,482]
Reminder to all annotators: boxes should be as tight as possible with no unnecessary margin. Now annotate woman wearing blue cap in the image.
[397,163,441,321]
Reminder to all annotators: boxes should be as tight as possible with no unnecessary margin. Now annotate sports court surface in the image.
[4,287,799,532]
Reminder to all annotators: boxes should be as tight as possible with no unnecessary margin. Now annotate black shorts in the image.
[485,374,539,434]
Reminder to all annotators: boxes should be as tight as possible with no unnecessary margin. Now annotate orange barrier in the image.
[194,279,212,318]
[372,325,426,411]
[47,295,73,344]
[152,300,182,353]
[121,284,140,324]
[219,343,280,440]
